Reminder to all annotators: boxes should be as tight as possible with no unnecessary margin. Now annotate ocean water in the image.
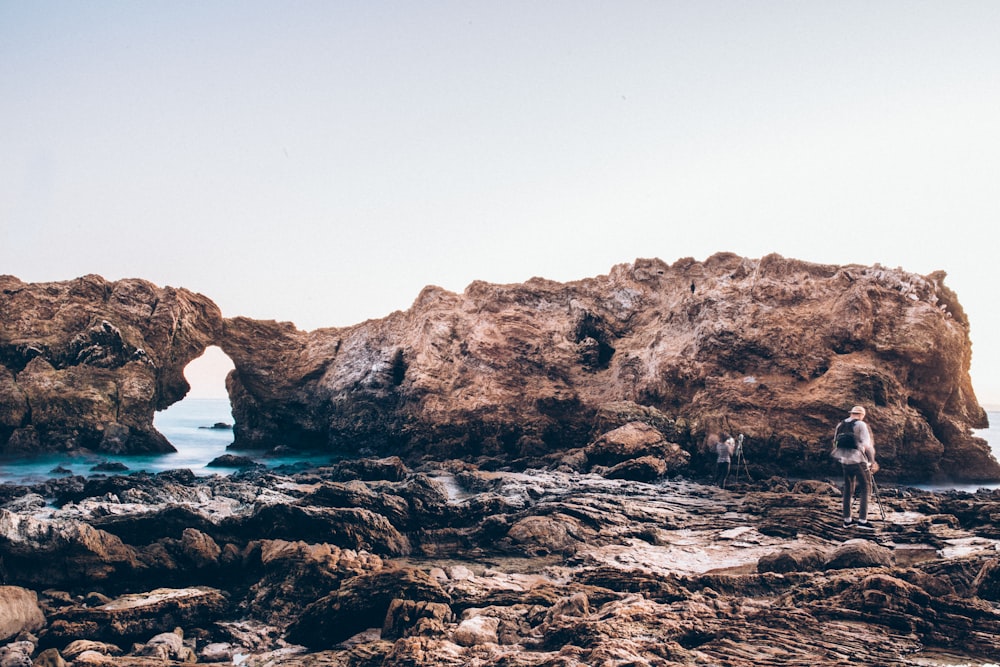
[0,398,331,486]
[2,400,1000,489]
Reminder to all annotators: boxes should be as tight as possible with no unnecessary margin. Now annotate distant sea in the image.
[1,399,999,490]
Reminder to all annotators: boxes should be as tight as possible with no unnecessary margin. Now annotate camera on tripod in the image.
[733,434,751,483]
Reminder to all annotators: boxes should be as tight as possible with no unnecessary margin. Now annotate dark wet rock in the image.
[90,461,129,472]
[0,509,140,589]
[971,557,1000,601]
[238,540,384,627]
[206,454,260,468]
[323,456,410,482]
[228,503,411,556]
[199,422,232,430]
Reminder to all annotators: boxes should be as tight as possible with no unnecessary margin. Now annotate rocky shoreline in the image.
[4,256,996,483]
[3,455,1000,666]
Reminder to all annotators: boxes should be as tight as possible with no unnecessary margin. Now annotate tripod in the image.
[850,465,887,521]
[867,467,887,521]
[733,434,752,483]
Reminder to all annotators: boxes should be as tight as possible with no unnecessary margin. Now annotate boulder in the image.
[0,510,139,588]
[0,586,45,642]
[824,540,895,570]
[41,587,229,647]
[285,567,451,649]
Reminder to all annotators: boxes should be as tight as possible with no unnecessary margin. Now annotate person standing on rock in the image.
[714,433,736,488]
[831,405,878,529]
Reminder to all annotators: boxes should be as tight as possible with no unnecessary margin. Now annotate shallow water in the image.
[0,398,332,485]
[1,401,999,489]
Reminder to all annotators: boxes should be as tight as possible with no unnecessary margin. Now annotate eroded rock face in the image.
[1,254,995,482]
[0,274,223,454]
[221,254,995,483]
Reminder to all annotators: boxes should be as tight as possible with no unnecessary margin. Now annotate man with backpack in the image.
[831,405,879,529]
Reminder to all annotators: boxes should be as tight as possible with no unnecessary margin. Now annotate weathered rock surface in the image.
[0,274,223,454]
[0,586,45,642]
[2,460,1000,665]
[221,254,995,482]
[2,254,996,483]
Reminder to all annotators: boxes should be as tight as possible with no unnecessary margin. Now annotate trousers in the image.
[842,463,870,521]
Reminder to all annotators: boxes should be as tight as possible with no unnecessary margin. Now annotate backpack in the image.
[834,419,858,449]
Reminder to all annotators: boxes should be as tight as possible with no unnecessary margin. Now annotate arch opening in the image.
[153,346,236,459]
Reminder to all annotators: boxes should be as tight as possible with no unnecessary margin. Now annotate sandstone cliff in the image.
[1,254,995,482]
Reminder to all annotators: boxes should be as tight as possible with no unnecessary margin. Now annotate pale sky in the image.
[3,2,999,404]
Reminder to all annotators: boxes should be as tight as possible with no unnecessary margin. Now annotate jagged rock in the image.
[239,539,384,627]
[285,567,452,649]
[452,614,500,646]
[971,557,1000,601]
[605,455,669,481]
[0,510,139,588]
[2,458,1000,664]
[41,587,228,648]
[586,422,677,466]
[4,256,994,482]
[134,627,196,661]
[215,255,995,483]
[199,642,237,663]
[178,527,222,568]
[382,600,453,640]
[0,274,223,454]
[0,586,45,642]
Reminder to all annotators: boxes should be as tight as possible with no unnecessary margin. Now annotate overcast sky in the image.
[3,1,999,404]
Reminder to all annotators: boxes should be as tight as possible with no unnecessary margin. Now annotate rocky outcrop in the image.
[0,274,223,454]
[2,254,995,482]
[3,461,1000,665]
[222,254,995,483]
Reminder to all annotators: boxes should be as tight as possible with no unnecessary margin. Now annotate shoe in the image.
[857,520,875,530]
[843,519,853,527]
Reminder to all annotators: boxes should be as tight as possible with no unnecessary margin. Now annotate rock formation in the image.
[0,274,223,454]
[3,460,1000,665]
[2,253,997,483]
[222,253,996,483]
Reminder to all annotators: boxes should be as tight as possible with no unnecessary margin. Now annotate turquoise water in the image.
[2,400,999,488]
[0,398,331,485]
